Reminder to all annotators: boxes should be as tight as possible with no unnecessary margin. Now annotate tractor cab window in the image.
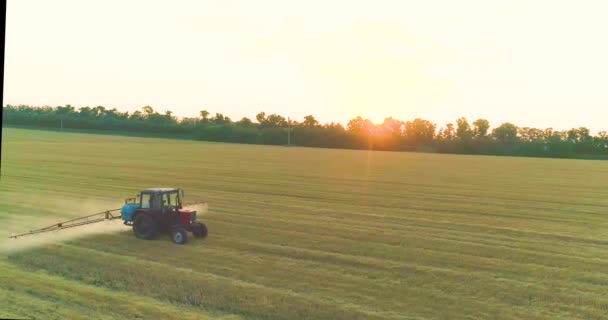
[151,193,162,210]
[163,192,179,209]
[140,193,151,209]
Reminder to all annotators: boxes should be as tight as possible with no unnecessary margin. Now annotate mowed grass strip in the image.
[2,127,608,319]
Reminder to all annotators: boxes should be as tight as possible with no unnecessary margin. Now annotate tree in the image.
[267,114,287,127]
[472,119,490,138]
[380,117,403,137]
[456,117,472,140]
[94,105,106,117]
[105,108,124,120]
[404,118,435,146]
[78,106,95,119]
[565,127,593,152]
[542,128,554,141]
[211,113,231,125]
[577,127,591,143]
[595,131,608,153]
[142,106,154,115]
[200,110,210,121]
[302,115,320,127]
[6,104,608,158]
[130,110,144,121]
[518,127,544,142]
[575,127,593,153]
[438,123,456,141]
[324,122,345,131]
[255,112,266,124]
[346,116,375,149]
[256,112,287,128]
[236,117,253,127]
[492,123,518,143]
[56,104,76,116]
[347,116,373,135]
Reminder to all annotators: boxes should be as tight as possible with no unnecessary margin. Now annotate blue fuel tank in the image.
[120,203,139,222]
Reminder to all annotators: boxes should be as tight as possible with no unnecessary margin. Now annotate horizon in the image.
[6,103,606,134]
[4,0,608,133]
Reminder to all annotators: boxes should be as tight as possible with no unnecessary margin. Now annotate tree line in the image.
[3,104,608,159]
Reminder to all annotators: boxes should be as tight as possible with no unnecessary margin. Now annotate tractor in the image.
[120,188,207,244]
[9,187,208,245]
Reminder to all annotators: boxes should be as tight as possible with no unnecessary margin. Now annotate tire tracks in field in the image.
[207,190,608,236]
[55,236,597,320]
[0,259,240,320]
[8,244,403,320]
[209,205,608,259]
[203,216,608,292]
[75,232,608,319]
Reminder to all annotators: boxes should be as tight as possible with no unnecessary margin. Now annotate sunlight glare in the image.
[367,113,385,124]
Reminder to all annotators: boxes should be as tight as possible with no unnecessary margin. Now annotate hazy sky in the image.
[5,0,608,131]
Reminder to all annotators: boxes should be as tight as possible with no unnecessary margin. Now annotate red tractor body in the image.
[122,188,207,244]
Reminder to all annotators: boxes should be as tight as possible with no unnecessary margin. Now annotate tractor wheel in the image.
[192,223,208,239]
[171,227,188,244]
[133,214,158,240]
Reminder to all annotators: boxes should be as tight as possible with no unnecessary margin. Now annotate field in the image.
[1,127,608,320]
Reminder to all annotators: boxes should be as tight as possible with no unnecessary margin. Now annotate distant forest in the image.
[4,104,607,159]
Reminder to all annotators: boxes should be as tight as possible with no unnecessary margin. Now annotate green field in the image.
[1,127,608,319]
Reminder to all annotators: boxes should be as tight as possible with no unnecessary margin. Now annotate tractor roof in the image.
[141,187,180,193]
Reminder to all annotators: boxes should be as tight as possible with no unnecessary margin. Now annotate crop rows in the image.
[1,128,608,319]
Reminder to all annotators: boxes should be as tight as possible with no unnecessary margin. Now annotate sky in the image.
[4,0,608,131]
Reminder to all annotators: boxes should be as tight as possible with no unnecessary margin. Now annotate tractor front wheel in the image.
[192,223,208,239]
[133,214,158,240]
[171,227,188,244]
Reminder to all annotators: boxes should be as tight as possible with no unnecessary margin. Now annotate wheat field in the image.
[1,127,608,319]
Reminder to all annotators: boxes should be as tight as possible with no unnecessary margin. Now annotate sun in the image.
[366,112,385,124]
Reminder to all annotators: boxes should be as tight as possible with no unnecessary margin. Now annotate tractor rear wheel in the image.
[171,227,188,244]
[133,214,158,240]
[192,223,208,239]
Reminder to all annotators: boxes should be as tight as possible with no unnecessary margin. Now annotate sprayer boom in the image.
[8,202,205,240]
[8,186,209,245]
[8,209,122,239]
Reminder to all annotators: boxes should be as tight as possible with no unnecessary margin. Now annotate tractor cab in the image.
[138,188,184,211]
[120,187,207,244]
